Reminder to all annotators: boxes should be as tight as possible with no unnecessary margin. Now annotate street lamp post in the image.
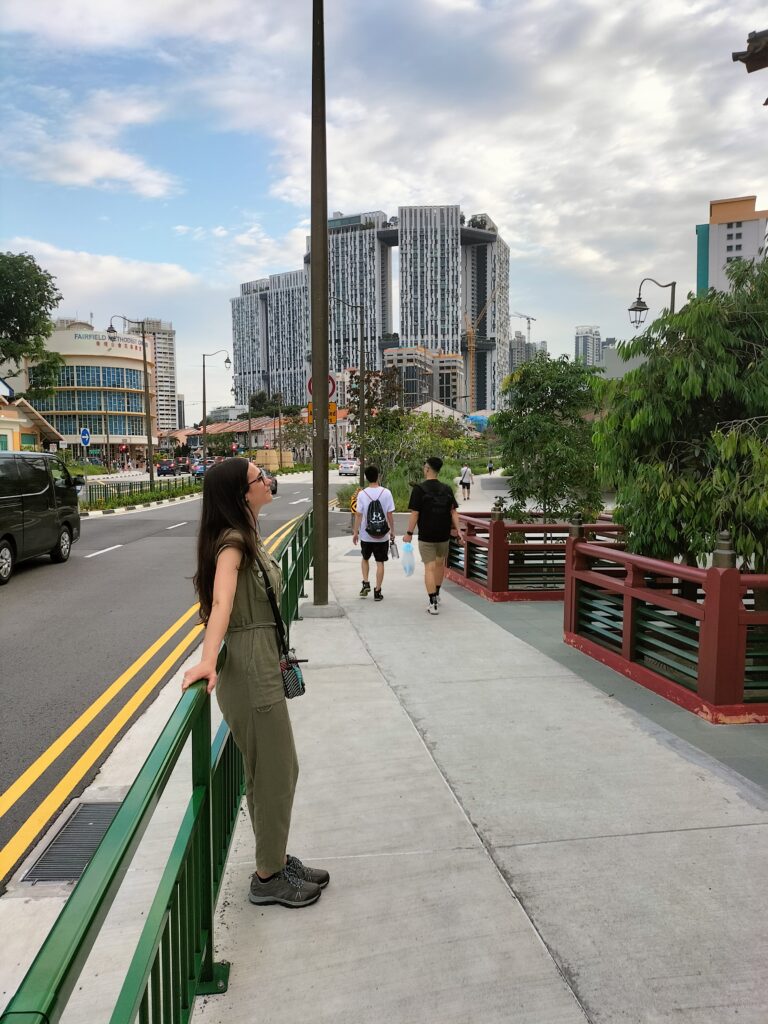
[628,277,677,329]
[107,317,156,488]
[201,350,232,467]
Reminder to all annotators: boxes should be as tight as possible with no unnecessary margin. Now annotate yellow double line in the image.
[0,516,301,881]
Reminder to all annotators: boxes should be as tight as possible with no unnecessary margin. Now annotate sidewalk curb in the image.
[80,493,203,517]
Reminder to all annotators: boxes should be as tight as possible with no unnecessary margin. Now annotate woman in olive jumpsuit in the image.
[183,458,328,908]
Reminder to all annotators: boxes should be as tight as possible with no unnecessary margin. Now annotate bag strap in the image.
[252,544,290,655]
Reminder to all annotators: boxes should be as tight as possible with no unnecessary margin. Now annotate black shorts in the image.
[360,540,389,562]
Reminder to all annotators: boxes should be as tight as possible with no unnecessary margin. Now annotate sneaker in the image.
[427,600,439,615]
[287,854,330,889]
[360,581,371,597]
[248,864,321,907]
[374,589,383,601]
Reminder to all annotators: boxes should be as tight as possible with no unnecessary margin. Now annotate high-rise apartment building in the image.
[232,202,511,410]
[231,279,270,405]
[398,205,463,353]
[177,393,185,429]
[696,195,767,294]
[127,319,177,431]
[574,326,602,366]
[267,270,310,405]
[326,211,392,376]
[383,346,466,411]
[509,332,546,371]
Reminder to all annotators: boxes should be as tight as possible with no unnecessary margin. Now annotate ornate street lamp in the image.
[628,277,676,329]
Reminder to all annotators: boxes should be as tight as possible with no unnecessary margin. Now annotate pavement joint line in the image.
[326,563,592,1023]
[492,820,768,848]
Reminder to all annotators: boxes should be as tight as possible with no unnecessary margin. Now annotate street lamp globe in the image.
[105,324,117,340]
[628,295,649,329]
[224,355,232,370]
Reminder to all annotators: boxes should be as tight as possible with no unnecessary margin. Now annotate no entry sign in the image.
[307,374,336,399]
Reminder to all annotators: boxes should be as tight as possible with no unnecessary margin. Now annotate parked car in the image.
[338,459,360,477]
[157,460,178,477]
[259,468,278,495]
[0,452,83,585]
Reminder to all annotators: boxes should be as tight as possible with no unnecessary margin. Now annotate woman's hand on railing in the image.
[182,659,217,695]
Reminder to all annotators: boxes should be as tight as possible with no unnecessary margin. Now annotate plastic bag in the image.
[401,541,415,577]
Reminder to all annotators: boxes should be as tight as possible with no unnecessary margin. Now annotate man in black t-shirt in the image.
[402,456,461,615]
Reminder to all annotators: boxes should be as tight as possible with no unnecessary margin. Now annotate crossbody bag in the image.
[253,546,307,699]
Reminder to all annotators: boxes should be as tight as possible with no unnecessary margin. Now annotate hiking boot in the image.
[287,854,330,889]
[360,581,371,598]
[374,588,383,601]
[427,600,439,615]
[249,864,321,908]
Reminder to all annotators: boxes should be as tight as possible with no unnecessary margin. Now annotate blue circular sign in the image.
[80,427,91,446]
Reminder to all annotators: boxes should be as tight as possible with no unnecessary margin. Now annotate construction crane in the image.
[463,286,497,412]
[512,311,537,348]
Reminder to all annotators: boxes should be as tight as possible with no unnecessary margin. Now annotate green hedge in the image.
[82,481,202,511]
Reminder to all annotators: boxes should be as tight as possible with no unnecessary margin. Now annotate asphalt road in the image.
[0,478,349,887]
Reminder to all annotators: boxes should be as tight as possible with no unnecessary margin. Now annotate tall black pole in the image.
[202,354,208,467]
[141,322,155,488]
[358,300,365,486]
[310,0,329,604]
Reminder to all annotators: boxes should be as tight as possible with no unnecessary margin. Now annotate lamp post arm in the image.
[638,277,677,314]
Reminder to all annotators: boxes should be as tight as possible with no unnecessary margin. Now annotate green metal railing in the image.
[1,509,314,1024]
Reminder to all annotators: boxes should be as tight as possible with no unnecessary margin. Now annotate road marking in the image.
[0,518,296,829]
[84,544,123,558]
[0,624,204,881]
[289,497,311,505]
[166,522,187,530]
[0,602,201,822]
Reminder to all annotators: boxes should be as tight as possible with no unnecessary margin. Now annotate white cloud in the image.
[2,87,179,197]
[211,226,229,237]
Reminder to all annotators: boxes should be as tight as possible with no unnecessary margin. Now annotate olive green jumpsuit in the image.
[215,529,299,875]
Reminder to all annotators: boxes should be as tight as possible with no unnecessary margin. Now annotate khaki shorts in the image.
[418,539,450,563]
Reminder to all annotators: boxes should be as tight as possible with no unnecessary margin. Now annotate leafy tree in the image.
[0,251,63,398]
[248,390,299,418]
[491,353,603,521]
[594,257,768,569]
[281,415,311,453]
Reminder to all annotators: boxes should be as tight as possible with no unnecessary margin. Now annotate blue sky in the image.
[1,0,766,416]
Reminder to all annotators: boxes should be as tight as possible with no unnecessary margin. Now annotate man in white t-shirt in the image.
[352,464,395,602]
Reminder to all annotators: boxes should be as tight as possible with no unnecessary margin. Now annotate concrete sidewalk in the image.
[195,536,768,1024]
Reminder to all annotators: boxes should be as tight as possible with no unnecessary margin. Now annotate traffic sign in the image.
[80,427,91,446]
[329,401,337,424]
[307,374,336,399]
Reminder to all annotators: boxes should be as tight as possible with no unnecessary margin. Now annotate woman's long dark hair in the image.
[194,458,259,623]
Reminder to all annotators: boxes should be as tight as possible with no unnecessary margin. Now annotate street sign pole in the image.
[310,0,329,606]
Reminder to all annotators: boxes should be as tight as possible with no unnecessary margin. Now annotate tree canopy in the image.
[594,257,768,569]
[0,251,63,397]
[491,353,603,521]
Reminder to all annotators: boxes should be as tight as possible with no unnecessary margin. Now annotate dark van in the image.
[0,452,83,585]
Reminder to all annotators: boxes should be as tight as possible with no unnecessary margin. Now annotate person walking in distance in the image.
[487,458,494,475]
[403,456,461,615]
[353,464,395,602]
[459,463,474,502]
[182,458,329,908]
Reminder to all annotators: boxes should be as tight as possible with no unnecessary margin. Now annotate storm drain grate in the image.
[23,802,122,882]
